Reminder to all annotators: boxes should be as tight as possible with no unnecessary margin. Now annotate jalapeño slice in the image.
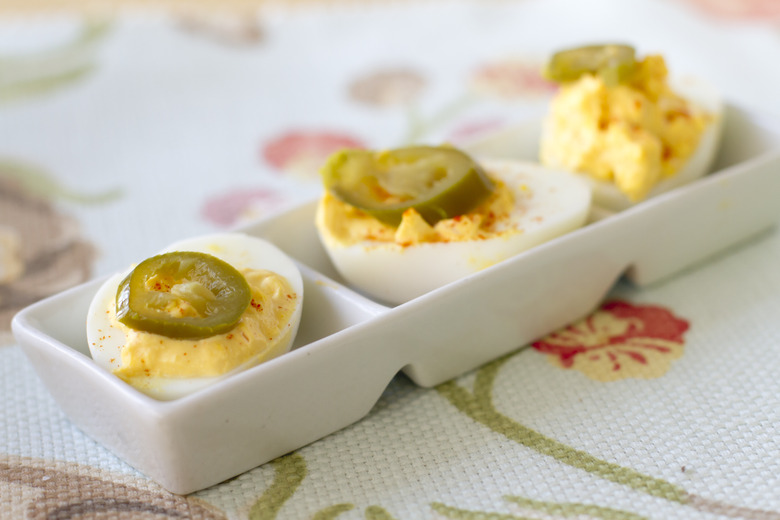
[321,145,494,227]
[116,251,251,339]
[543,43,637,85]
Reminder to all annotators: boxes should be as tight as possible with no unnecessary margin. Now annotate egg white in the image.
[542,76,724,213]
[86,233,304,400]
[316,160,591,306]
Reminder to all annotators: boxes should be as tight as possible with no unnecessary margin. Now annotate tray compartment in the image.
[12,266,387,494]
[11,103,780,494]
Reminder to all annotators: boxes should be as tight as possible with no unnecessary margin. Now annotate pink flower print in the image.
[200,187,290,228]
[679,0,780,21]
[470,59,557,100]
[348,68,427,107]
[532,300,689,381]
[262,131,366,180]
[446,117,509,145]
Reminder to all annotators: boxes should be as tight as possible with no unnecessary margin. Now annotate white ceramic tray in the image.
[12,103,780,494]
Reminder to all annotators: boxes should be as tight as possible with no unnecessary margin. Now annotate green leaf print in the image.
[0,65,94,101]
[248,453,307,520]
[431,502,533,520]
[505,496,649,519]
[0,20,110,104]
[436,353,688,503]
[364,505,399,520]
[431,499,649,520]
[0,159,122,205]
[312,503,355,520]
[400,93,476,145]
[436,350,780,519]
[310,503,400,520]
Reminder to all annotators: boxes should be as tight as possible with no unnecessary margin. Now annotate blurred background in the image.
[1,0,779,338]
[2,3,780,519]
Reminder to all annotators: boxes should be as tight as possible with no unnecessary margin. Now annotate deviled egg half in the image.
[540,44,724,212]
[315,145,591,305]
[87,233,303,400]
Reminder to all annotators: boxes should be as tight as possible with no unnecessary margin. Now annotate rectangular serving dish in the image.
[12,103,780,494]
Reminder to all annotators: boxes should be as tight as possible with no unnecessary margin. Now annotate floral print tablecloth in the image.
[2,0,780,518]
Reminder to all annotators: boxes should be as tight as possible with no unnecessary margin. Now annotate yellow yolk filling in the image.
[317,177,517,246]
[540,55,711,201]
[111,268,298,381]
